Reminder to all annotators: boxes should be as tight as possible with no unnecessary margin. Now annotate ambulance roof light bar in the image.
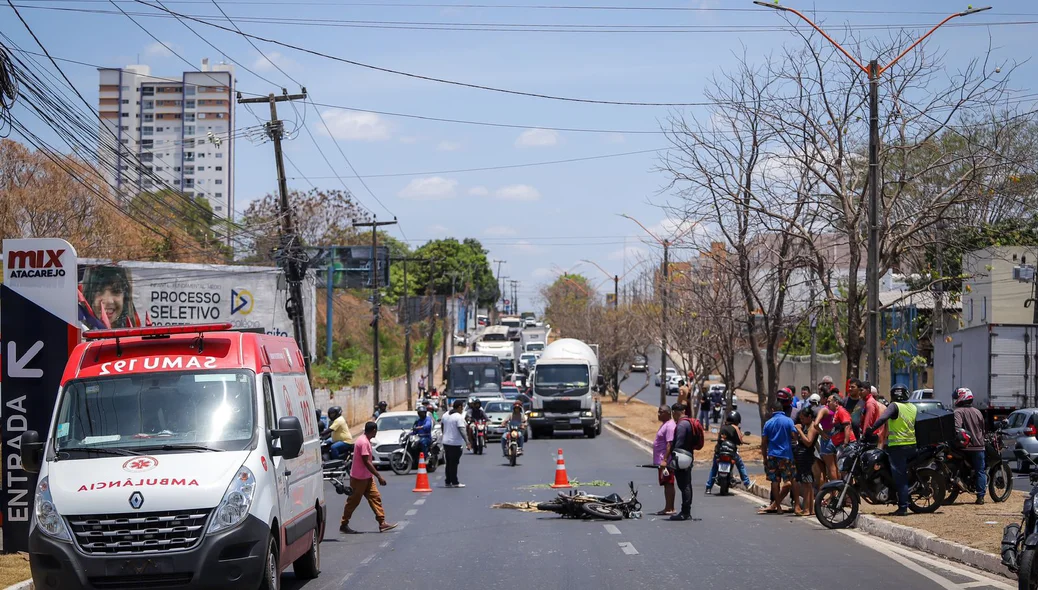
[84,323,234,341]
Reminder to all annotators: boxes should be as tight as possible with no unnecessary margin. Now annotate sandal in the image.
[653,510,676,516]
[757,507,778,515]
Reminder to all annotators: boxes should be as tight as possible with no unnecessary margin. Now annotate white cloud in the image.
[494,184,541,201]
[651,217,705,241]
[427,224,451,236]
[608,245,647,261]
[252,51,295,72]
[436,140,462,152]
[318,110,391,141]
[531,268,553,279]
[515,128,560,148]
[143,41,176,58]
[468,186,490,197]
[604,133,626,144]
[398,176,458,200]
[483,225,517,236]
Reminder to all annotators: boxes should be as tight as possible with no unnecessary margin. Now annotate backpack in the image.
[681,417,705,452]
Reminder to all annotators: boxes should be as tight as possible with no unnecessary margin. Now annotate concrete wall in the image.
[314,358,443,428]
[733,351,845,395]
[963,246,1037,329]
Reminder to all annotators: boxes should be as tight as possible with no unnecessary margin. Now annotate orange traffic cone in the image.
[413,453,432,493]
[551,448,571,489]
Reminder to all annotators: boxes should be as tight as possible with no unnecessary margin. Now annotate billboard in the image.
[77,260,317,357]
[310,246,390,290]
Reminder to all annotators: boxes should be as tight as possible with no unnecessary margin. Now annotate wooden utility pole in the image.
[660,240,670,406]
[427,258,437,384]
[238,89,312,381]
[352,217,398,406]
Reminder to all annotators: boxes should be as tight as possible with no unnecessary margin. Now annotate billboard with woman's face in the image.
[78,264,141,329]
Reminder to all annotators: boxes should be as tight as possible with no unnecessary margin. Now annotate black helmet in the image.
[890,384,910,403]
[726,410,742,425]
[328,406,343,421]
[417,406,428,415]
[378,400,388,409]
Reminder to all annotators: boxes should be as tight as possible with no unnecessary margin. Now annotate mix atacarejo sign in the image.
[1,238,79,552]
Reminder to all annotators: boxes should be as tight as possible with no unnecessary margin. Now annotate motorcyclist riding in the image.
[709,386,724,413]
[952,386,988,505]
[864,383,918,516]
[321,406,354,460]
[501,401,527,457]
[705,410,752,493]
[373,400,388,420]
[411,406,434,458]
[466,397,489,422]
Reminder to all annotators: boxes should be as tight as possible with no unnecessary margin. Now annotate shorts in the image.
[658,466,675,485]
[766,457,794,483]
[819,438,836,456]
[794,471,814,484]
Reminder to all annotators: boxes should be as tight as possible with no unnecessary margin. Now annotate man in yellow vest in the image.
[864,384,916,516]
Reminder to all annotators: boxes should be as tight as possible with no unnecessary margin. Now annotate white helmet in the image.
[670,449,694,470]
[808,393,822,405]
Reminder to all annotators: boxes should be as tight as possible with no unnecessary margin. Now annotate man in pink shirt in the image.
[653,405,677,516]
[341,422,398,534]
[861,385,887,446]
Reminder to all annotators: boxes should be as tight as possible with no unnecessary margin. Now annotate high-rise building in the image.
[98,58,235,218]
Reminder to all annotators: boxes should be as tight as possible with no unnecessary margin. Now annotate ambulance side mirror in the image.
[21,431,43,474]
[272,417,304,459]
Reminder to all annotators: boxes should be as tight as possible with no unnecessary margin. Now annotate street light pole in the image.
[754,0,991,385]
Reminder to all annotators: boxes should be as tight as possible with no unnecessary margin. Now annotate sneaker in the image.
[339,524,360,534]
[976,497,986,505]
[379,522,398,533]
[668,513,691,521]
[742,481,752,488]
[443,483,455,488]
[705,488,712,495]
[454,483,466,488]
[890,509,909,517]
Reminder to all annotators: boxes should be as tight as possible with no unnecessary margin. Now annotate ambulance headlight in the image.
[209,467,256,533]
[35,477,70,541]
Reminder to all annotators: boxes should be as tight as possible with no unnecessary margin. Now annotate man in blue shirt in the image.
[411,407,434,458]
[760,401,797,515]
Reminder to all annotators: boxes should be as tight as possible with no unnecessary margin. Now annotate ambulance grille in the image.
[68,509,212,554]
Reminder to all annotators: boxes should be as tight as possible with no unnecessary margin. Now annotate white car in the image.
[371,411,442,467]
[519,352,541,371]
[524,318,537,328]
[655,367,678,387]
[483,398,527,441]
[666,374,682,393]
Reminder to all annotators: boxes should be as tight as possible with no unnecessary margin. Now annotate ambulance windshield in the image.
[54,371,255,454]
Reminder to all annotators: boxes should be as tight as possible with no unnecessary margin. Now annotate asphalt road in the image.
[290,429,1012,590]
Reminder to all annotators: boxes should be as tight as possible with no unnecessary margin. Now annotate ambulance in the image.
[21,323,325,590]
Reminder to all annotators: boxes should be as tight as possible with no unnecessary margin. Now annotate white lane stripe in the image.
[380,541,390,548]
[406,509,418,516]
[414,498,426,505]
[396,520,410,531]
[360,555,374,565]
[603,524,621,535]
[618,542,639,555]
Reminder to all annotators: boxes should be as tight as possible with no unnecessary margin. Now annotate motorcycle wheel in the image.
[909,468,945,514]
[945,488,960,505]
[536,501,565,514]
[427,452,439,473]
[989,463,1013,503]
[509,452,517,467]
[1021,549,1038,590]
[390,452,413,476]
[581,502,623,521]
[719,475,730,497]
[814,486,860,530]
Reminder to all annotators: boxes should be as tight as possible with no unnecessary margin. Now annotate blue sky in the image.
[4,0,1036,311]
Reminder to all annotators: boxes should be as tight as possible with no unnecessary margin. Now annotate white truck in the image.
[934,323,1038,426]
[528,338,603,439]
[521,326,550,354]
[475,325,516,373]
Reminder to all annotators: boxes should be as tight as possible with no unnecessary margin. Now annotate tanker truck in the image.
[527,338,603,439]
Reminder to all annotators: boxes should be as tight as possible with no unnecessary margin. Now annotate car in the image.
[907,399,946,414]
[1001,408,1038,472]
[483,398,528,441]
[519,352,539,372]
[630,354,648,372]
[524,318,537,328]
[501,392,533,412]
[371,411,442,468]
[666,374,681,394]
[655,367,678,387]
[454,333,468,346]
[910,388,934,400]
[506,372,528,389]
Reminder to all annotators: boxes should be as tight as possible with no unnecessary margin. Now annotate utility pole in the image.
[325,246,336,361]
[427,258,438,384]
[660,241,670,406]
[352,217,398,407]
[809,282,818,388]
[613,275,619,310]
[509,280,520,315]
[493,259,506,316]
[238,89,312,381]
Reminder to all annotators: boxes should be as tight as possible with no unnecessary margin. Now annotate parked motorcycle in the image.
[320,439,353,496]
[938,424,1013,504]
[1001,449,1038,587]
[537,481,642,520]
[390,431,441,476]
[714,439,738,496]
[504,423,523,467]
[470,420,487,455]
[814,435,945,529]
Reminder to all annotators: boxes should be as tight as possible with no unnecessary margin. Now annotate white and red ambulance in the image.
[22,323,325,590]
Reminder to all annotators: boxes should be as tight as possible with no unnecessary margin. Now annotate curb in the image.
[5,579,32,590]
[609,421,1011,578]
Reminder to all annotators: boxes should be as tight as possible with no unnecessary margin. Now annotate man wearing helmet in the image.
[704,410,752,494]
[865,383,918,516]
[953,387,988,504]
[372,400,388,420]
[500,401,527,456]
[411,406,434,459]
[322,406,354,460]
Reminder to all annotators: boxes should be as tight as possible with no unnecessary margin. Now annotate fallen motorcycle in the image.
[320,439,353,496]
[536,481,642,521]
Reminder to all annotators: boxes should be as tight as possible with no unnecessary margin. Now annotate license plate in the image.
[570,418,582,425]
[106,557,174,576]
[718,463,732,473]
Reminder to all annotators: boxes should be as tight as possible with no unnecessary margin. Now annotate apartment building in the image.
[98,58,235,217]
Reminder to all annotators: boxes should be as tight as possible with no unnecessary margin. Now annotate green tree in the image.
[405,238,498,307]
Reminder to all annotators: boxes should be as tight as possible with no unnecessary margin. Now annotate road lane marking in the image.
[414,498,426,505]
[360,555,374,565]
[396,520,410,531]
[406,509,418,516]
[380,541,390,548]
[618,542,639,555]
[603,524,621,535]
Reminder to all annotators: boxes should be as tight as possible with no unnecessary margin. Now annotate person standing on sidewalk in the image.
[952,387,988,505]
[697,389,712,425]
[653,405,676,516]
[442,399,471,488]
[860,385,887,446]
[864,385,918,516]
[669,402,704,521]
[340,422,397,534]
[760,401,797,515]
